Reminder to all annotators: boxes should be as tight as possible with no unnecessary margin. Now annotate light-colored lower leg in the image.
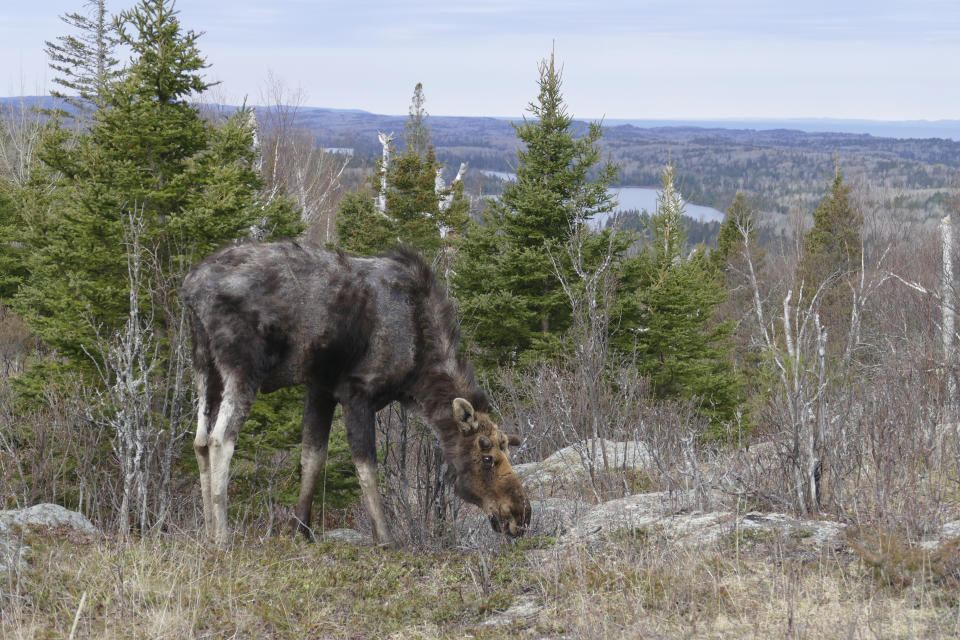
[294,443,329,534]
[208,392,240,547]
[209,438,235,546]
[354,459,394,547]
[195,443,213,539]
[194,380,214,540]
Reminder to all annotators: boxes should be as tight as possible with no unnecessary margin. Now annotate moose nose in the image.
[489,499,532,537]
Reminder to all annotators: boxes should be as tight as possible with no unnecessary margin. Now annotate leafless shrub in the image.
[0,94,50,187]
[376,404,461,550]
[727,196,960,533]
[0,377,109,517]
[82,208,193,536]
[489,224,717,503]
[257,73,350,244]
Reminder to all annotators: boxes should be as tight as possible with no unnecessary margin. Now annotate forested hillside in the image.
[6,94,959,232]
[254,103,960,228]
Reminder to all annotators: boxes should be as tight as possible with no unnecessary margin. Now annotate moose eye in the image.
[482,455,494,468]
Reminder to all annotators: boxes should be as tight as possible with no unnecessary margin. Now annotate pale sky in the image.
[3,1,960,121]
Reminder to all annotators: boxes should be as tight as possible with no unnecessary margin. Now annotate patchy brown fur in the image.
[181,241,530,546]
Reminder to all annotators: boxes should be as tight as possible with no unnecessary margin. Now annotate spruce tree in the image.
[44,0,121,117]
[452,53,620,369]
[404,82,430,158]
[335,83,468,259]
[629,165,741,431]
[13,0,301,362]
[800,162,862,340]
[712,192,759,271]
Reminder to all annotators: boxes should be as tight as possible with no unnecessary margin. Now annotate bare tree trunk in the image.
[376,132,395,217]
[942,215,955,407]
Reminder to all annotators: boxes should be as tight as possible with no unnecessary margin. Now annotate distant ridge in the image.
[602,117,960,141]
[4,96,959,140]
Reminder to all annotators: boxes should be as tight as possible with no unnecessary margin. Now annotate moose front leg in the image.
[293,390,335,538]
[342,400,395,548]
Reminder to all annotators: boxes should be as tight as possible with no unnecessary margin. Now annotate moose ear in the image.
[453,398,478,435]
[506,433,522,447]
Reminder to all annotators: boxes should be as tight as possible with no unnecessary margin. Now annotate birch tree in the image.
[256,75,351,244]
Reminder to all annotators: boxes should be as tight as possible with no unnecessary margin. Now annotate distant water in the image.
[480,171,725,224]
[606,187,725,223]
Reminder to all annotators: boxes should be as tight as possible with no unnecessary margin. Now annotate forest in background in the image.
[1,1,959,637]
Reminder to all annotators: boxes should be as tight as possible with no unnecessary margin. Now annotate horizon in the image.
[9,94,960,127]
[3,1,960,124]
[8,93,960,141]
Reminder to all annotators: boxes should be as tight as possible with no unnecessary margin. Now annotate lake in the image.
[608,187,725,223]
[480,171,725,224]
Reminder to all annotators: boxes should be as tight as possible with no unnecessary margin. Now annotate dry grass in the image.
[2,523,958,639]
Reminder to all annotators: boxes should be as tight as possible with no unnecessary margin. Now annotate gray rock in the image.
[480,593,542,627]
[736,512,847,549]
[0,503,99,573]
[0,535,29,574]
[561,492,846,549]
[457,498,590,550]
[0,503,99,535]
[941,520,960,539]
[321,528,371,546]
[514,439,651,494]
[920,519,960,550]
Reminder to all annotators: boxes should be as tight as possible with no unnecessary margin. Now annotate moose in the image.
[181,240,531,547]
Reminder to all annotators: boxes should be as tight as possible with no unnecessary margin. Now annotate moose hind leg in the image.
[207,375,256,547]
[343,401,395,548]
[293,391,335,538]
[193,367,221,540]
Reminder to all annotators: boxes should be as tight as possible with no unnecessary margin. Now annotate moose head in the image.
[450,397,532,537]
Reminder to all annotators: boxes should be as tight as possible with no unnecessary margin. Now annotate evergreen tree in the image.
[335,190,394,255]
[404,82,430,158]
[712,192,758,271]
[711,191,764,431]
[800,162,862,339]
[452,53,621,369]
[335,83,468,259]
[44,0,121,116]
[12,0,301,362]
[628,165,741,431]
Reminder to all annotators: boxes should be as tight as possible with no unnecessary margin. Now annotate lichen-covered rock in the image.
[514,439,651,495]
[457,498,591,550]
[561,492,847,549]
[321,528,371,546]
[920,519,960,550]
[0,503,99,535]
[480,593,542,627]
[0,503,99,573]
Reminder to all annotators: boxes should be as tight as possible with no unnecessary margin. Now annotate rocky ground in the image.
[3,440,959,638]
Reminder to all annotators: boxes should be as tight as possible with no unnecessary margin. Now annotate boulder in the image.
[514,439,651,495]
[562,491,847,549]
[919,519,960,551]
[0,503,99,535]
[0,503,99,573]
[321,528,371,546]
[456,498,591,550]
